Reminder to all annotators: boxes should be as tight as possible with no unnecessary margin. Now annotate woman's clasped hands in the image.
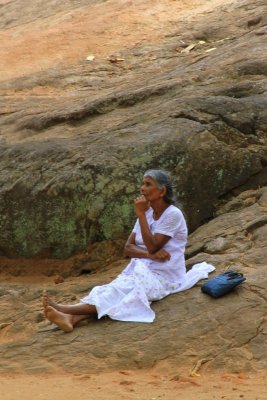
[149,248,171,262]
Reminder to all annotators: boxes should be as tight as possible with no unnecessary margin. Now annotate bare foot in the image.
[42,290,61,311]
[45,306,74,333]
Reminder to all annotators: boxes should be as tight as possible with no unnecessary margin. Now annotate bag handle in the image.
[225,271,244,280]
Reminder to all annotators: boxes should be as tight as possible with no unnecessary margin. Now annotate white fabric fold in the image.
[80,261,215,323]
[175,262,215,292]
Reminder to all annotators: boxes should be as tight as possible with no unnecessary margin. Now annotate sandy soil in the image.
[0,370,266,400]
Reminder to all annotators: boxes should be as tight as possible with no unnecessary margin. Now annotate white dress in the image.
[80,206,215,322]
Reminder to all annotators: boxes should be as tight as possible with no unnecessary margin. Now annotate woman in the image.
[43,169,214,332]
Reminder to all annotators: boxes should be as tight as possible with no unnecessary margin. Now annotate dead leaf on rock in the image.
[86,54,95,61]
[181,43,196,53]
[108,57,125,63]
[205,47,216,52]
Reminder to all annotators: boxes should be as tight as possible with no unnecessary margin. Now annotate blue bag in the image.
[201,270,246,298]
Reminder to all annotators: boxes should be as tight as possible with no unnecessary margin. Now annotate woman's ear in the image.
[160,186,167,198]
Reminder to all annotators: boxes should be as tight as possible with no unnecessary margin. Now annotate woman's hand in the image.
[149,249,171,262]
[134,195,150,217]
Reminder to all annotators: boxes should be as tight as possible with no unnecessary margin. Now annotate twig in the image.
[189,358,213,377]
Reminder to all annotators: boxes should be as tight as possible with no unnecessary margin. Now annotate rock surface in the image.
[0,0,266,376]
[0,0,266,257]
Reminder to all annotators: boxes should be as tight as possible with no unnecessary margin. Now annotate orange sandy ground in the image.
[0,369,266,400]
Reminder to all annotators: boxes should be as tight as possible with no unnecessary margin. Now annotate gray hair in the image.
[144,169,175,204]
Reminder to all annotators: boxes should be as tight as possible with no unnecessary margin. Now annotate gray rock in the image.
[0,1,266,258]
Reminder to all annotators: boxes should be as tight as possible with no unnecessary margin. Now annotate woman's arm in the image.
[137,213,170,253]
[124,232,150,259]
[124,233,171,261]
[134,196,171,253]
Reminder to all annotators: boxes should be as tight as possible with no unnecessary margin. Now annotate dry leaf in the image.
[181,43,196,53]
[205,47,216,52]
[109,57,125,63]
[86,54,95,61]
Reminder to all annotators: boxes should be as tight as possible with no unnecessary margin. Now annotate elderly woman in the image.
[43,169,214,332]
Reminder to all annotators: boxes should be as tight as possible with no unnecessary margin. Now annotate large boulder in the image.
[0,0,266,258]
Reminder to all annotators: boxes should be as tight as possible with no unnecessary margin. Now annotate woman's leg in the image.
[42,290,97,316]
[45,306,91,333]
[42,290,98,332]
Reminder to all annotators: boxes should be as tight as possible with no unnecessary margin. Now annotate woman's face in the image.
[140,176,165,202]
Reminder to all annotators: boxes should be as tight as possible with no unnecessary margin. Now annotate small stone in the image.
[247,16,262,27]
[255,27,267,36]
[35,312,45,323]
[54,275,64,284]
